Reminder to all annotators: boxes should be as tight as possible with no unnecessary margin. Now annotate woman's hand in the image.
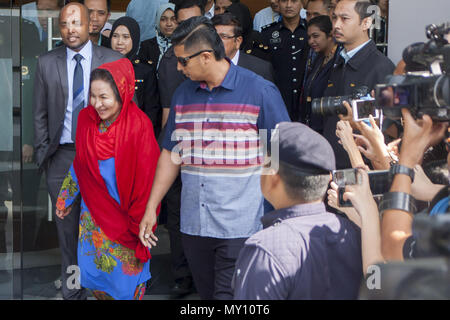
[336,120,366,168]
[336,120,355,152]
[56,206,72,220]
[139,208,159,248]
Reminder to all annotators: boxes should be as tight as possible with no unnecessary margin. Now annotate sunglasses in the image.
[177,49,213,67]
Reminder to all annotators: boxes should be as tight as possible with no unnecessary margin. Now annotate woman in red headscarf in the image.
[55,58,160,300]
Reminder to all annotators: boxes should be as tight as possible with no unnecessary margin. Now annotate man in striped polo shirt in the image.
[139,16,290,300]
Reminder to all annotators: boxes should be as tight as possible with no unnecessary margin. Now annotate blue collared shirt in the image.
[233,202,363,299]
[60,40,92,144]
[162,62,290,239]
[340,39,371,64]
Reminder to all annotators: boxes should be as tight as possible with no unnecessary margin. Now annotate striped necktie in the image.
[71,53,85,142]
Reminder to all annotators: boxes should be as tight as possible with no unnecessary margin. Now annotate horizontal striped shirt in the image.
[162,62,290,238]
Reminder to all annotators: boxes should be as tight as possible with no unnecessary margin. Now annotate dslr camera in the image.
[311,86,376,120]
[375,23,450,121]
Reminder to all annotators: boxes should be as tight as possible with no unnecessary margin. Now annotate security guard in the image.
[233,122,363,299]
[260,0,308,121]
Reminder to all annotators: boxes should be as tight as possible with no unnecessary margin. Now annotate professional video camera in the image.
[359,213,450,300]
[375,22,450,121]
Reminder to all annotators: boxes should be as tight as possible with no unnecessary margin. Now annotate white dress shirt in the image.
[60,40,93,144]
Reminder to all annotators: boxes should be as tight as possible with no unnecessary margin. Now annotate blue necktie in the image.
[71,54,85,142]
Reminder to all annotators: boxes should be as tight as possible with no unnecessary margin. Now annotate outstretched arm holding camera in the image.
[343,169,384,276]
[327,168,384,275]
[381,109,448,261]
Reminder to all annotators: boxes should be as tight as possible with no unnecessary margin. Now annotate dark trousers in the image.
[181,233,247,300]
[165,174,192,282]
[46,146,86,300]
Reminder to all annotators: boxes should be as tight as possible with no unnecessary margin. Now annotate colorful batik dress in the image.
[56,121,150,300]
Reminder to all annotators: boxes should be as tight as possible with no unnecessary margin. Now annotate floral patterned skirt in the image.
[78,206,151,300]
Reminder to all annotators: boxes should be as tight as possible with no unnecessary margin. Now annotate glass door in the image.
[0,0,15,300]
[20,0,62,299]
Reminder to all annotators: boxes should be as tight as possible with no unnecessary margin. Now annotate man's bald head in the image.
[59,2,90,51]
[59,2,90,23]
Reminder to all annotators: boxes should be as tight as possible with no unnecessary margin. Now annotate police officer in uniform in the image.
[261,0,309,121]
[110,17,161,137]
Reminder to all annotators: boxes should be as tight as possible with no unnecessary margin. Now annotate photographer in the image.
[322,0,395,169]
[380,110,448,261]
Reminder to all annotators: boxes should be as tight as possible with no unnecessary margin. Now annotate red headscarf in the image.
[73,58,160,263]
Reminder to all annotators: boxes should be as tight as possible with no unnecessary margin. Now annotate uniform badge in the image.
[272,31,280,39]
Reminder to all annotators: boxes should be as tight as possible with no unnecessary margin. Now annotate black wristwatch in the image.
[389,163,415,182]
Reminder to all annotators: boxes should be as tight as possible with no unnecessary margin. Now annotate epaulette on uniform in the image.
[261,21,278,32]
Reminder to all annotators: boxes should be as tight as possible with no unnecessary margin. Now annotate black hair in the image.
[278,162,331,202]
[214,0,240,3]
[306,0,332,11]
[171,16,226,61]
[79,0,111,12]
[211,12,243,38]
[353,0,374,21]
[175,0,205,16]
[308,15,333,35]
[90,68,122,105]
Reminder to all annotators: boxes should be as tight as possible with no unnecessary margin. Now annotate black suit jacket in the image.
[322,40,395,169]
[237,51,275,83]
[33,43,123,170]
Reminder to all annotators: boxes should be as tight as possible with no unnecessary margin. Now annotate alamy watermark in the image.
[169,124,280,175]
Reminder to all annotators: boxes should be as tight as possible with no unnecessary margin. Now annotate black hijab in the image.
[110,16,141,60]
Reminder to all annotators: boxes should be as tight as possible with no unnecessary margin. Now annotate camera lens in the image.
[311,96,349,117]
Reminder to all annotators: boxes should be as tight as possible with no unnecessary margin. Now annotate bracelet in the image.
[389,163,415,182]
[379,192,417,217]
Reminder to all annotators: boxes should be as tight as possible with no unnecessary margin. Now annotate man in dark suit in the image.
[212,12,275,83]
[32,2,122,300]
[322,0,395,169]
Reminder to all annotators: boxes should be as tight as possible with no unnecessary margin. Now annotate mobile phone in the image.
[332,168,362,187]
[368,170,391,196]
[338,187,353,207]
[352,99,380,122]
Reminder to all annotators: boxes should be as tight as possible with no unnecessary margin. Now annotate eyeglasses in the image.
[177,49,213,67]
[218,33,237,40]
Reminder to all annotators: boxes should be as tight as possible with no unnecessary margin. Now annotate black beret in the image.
[274,122,336,174]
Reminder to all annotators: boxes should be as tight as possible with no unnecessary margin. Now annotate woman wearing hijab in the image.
[138,2,177,69]
[110,16,162,137]
[55,58,161,300]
